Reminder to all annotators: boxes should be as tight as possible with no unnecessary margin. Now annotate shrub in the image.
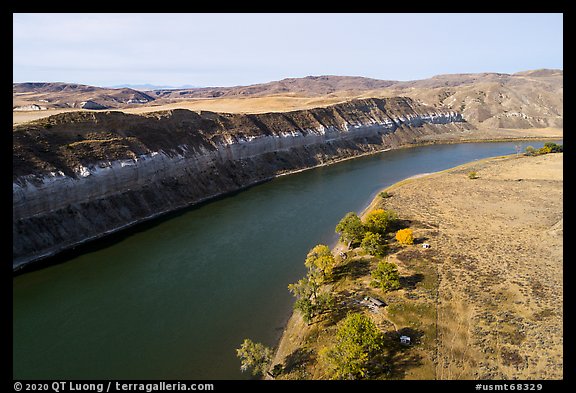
[525,146,536,156]
[395,228,414,245]
[537,146,552,155]
[468,171,478,179]
[526,143,563,156]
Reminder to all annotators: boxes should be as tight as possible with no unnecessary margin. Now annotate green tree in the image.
[288,276,318,308]
[305,244,336,281]
[293,297,315,324]
[320,312,383,379]
[544,142,563,153]
[335,212,365,247]
[371,259,401,292]
[363,209,396,234]
[236,338,273,377]
[360,232,387,257]
[288,275,334,324]
[315,292,336,316]
[288,276,316,300]
[288,244,339,324]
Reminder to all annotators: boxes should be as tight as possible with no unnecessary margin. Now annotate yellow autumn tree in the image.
[395,228,414,245]
[305,244,336,282]
[363,209,396,234]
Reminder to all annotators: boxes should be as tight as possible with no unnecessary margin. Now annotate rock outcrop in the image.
[80,100,108,110]
[13,104,46,111]
[13,97,470,269]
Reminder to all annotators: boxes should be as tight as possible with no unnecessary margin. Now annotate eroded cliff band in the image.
[13,97,470,270]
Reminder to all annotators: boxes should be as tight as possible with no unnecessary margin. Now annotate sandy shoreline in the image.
[272,152,563,379]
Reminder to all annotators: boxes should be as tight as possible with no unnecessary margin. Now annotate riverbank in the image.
[272,151,563,379]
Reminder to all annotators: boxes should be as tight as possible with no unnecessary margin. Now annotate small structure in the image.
[422,243,431,249]
[400,335,411,345]
[365,296,386,308]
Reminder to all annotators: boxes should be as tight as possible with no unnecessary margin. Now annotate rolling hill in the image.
[13,69,562,129]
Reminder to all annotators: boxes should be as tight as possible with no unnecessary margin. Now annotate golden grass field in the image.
[12,91,396,125]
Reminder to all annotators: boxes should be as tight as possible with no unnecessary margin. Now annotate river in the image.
[12,140,560,379]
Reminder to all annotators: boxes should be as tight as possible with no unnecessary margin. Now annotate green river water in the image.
[13,140,559,379]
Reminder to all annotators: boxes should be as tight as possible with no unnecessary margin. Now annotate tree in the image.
[288,276,318,323]
[288,276,316,300]
[335,212,365,246]
[363,209,396,234]
[288,275,333,324]
[293,297,315,324]
[395,228,414,245]
[305,244,336,281]
[371,259,401,292]
[236,339,273,377]
[320,312,382,379]
[544,142,563,153]
[315,292,336,317]
[361,232,387,257]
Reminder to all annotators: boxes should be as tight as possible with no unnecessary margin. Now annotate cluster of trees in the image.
[525,142,563,156]
[288,244,336,324]
[237,311,385,379]
[335,209,410,293]
[335,209,397,251]
[237,206,419,378]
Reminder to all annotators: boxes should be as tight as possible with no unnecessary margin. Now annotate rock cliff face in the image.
[13,97,469,269]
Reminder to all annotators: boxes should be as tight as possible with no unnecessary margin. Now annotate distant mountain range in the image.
[107,83,202,90]
[13,82,155,110]
[13,69,563,129]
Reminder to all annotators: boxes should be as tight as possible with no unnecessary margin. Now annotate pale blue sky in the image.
[13,13,563,87]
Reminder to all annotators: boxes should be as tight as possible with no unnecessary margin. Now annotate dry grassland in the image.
[273,152,563,380]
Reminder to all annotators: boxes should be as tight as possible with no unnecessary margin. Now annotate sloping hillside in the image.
[13,69,562,129]
[13,82,155,110]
